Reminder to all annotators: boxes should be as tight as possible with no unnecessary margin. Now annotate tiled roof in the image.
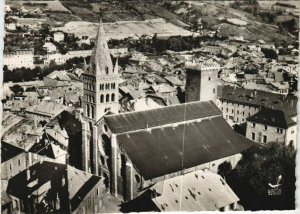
[247,108,296,129]
[152,169,239,211]
[104,101,221,134]
[117,116,256,180]
[218,85,297,116]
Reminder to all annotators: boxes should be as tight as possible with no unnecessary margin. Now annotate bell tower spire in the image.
[82,20,119,122]
[81,20,119,174]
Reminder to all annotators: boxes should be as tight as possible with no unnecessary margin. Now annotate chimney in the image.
[26,169,30,181]
[254,90,258,96]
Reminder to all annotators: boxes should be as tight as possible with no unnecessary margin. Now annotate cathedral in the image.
[80,21,256,203]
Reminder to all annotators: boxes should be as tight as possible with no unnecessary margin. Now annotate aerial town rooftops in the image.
[151,169,239,211]
[117,115,256,180]
[247,108,296,129]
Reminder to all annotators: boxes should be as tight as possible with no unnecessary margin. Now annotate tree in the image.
[218,161,232,179]
[10,84,24,95]
[226,143,296,210]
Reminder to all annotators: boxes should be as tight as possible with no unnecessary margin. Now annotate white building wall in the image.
[3,49,34,70]
[246,121,287,144]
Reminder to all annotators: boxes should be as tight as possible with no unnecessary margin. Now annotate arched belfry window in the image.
[111,93,115,102]
[91,106,95,119]
[106,94,110,102]
[86,104,90,117]
[100,95,104,103]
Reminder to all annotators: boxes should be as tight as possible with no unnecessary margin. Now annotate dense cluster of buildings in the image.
[2,2,298,213]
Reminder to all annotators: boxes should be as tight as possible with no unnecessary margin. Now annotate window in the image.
[264,125,267,131]
[252,123,256,128]
[100,95,104,103]
[277,128,283,134]
[9,163,12,171]
[248,113,251,117]
[100,84,104,90]
[263,135,267,143]
[231,109,234,113]
[213,88,215,94]
[18,159,21,166]
[91,106,95,119]
[242,112,245,116]
[237,110,239,114]
[252,132,255,141]
[86,104,90,117]
[208,77,211,81]
[226,108,228,113]
[291,130,295,134]
[111,93,115,102]
[106,94,110,102]
[105,67,109,74]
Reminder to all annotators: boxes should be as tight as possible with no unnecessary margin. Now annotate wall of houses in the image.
[246,121,286,144]
[3,49,34,70]
[1,152,40,180]
[219,100,260,124]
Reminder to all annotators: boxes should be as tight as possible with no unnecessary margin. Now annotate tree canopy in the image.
[224,142,295,210]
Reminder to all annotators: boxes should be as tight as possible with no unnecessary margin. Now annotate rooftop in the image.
[117,116,256,180]
[218,85,297,116]
[247,108,296,129]
[6,161,103,213]
[152,169,239,211]
[103,101,222,134]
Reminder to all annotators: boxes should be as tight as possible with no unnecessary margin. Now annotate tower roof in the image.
[88,20,113,76]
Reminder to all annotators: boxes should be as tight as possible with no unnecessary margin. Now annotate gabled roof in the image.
[117,116,256,180]
[152,169,239,211]
[104,101,222,134]
[247,108,296,129]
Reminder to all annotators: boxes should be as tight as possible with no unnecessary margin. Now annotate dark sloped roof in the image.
[247,108,296,129]
[117,116,256,180]
[218,85,297,116]
[1,142,24,163]
[104,101,221,134]
[7,161,101,213]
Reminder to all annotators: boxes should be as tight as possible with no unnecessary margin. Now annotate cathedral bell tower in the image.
[81,20,119,173]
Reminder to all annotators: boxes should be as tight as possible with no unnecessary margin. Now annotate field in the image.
[6,0,70,12]
[54,18,194,40]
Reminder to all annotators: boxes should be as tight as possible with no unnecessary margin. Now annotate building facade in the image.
[185,59,220,103]
[217,85,297,125]
[3,49,34,70]
[246,108,297,147]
